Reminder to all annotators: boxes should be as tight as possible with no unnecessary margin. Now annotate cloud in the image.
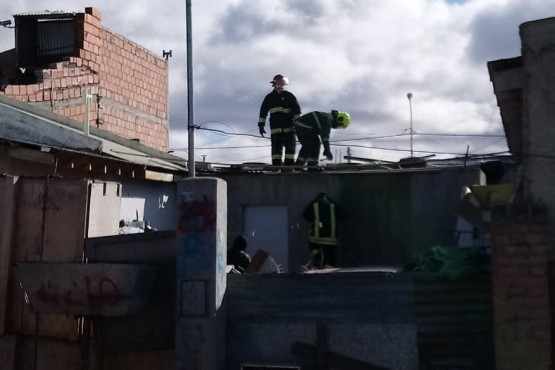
[0,0,546,163]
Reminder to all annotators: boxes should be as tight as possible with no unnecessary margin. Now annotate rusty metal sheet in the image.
[14,263,158,316]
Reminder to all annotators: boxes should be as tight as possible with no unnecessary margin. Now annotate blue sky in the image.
[0,0,553,163]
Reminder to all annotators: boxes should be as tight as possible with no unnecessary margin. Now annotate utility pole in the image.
[407,92,414,157]
[186,0,195,177]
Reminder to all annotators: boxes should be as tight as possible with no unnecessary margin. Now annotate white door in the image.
[243,206,288,272]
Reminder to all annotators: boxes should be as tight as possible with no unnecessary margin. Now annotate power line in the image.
[168,125,508,160]
[415,132,505,138]
[195,126,266,139]
[194,126,504,140]
[173,144,269,150]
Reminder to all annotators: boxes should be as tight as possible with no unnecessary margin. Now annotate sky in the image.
[0,0,553,164]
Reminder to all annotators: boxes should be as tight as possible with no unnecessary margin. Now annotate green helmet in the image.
[334,111,351,129]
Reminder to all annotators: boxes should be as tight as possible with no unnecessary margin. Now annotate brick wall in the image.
[0,7,169,152]
[491,203,553,370]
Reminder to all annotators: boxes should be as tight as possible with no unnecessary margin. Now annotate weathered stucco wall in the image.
[521,18,555,220]
[219,166,483,270]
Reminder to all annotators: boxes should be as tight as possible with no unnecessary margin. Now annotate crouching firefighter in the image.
[294,110,351,167]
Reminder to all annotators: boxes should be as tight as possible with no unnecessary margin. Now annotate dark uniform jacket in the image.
[258,90,301,135]
[303,194,345,246]
[294,111,334,143]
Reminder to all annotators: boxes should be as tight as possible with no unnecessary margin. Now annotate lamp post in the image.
[407,92,413,157]
[186,0,195,177]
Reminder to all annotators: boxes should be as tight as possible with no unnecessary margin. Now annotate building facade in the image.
[0,7,169,151]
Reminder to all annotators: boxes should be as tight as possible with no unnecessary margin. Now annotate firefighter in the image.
[258,74,302,166]
[294,110,350,167]
[303,193,346,269]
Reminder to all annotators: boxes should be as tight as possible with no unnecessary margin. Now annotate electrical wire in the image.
[168,125,510,160]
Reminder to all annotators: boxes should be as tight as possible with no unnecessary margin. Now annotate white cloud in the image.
[0,0,549,163]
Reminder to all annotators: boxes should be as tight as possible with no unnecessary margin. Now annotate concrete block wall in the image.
[0,7,169,152]
[491,204,552,370]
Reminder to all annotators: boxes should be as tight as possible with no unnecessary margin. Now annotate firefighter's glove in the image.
[259,126,266,137]
[323,149,333,161]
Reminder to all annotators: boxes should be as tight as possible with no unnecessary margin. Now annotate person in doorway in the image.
[303,193,346,269]
[294,110,350,168]
[258,74,302,166]
[227,235,251,272]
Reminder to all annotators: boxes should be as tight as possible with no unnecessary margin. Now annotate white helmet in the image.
[270,74,289,86]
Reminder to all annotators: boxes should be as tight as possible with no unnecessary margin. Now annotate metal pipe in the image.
[407,92,413,157]
[84,88,91,136]
[186,0,195,177]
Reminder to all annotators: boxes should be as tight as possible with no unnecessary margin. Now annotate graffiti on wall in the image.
[178,193,216,234]
[177,193,216,276]
[35,275,123,309]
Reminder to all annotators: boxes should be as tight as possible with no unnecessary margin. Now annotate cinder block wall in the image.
[0,7,169,152]
[491,204,553,370]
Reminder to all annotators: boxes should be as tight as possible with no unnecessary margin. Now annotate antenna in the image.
[162,49,172,60]
[407,92,413,157]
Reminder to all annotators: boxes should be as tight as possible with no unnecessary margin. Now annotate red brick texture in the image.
[0,7,169,152]
[491,204,553,370]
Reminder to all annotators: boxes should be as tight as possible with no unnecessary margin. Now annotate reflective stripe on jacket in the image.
[258,90,301,133]
[309,202,338,246]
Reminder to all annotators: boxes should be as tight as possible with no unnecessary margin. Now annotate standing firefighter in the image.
[294,110,350,167]
[303,193,346,269]
[258,74,302,166]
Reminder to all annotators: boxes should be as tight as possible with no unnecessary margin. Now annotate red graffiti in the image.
[36,280,60,305]
[178,196,216,233]
[86,276,123,308]
[35,275,123,309]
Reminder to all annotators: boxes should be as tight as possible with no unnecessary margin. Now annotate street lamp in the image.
[407,92,413,157]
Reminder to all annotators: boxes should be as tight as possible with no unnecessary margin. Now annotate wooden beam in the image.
[6,147,55,165]
[145,170,174,182]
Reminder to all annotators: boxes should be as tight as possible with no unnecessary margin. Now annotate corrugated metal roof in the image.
[100,139,185,172]
[0,95,187,173]
[14,10,77,17]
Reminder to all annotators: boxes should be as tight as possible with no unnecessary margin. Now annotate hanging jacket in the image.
[303,195,344,246]
[258,90,301,135]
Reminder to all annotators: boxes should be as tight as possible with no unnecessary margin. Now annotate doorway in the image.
[243,206,288,272]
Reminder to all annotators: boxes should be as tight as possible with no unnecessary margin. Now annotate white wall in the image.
[120,180,177,231]
[88,181,122,237]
